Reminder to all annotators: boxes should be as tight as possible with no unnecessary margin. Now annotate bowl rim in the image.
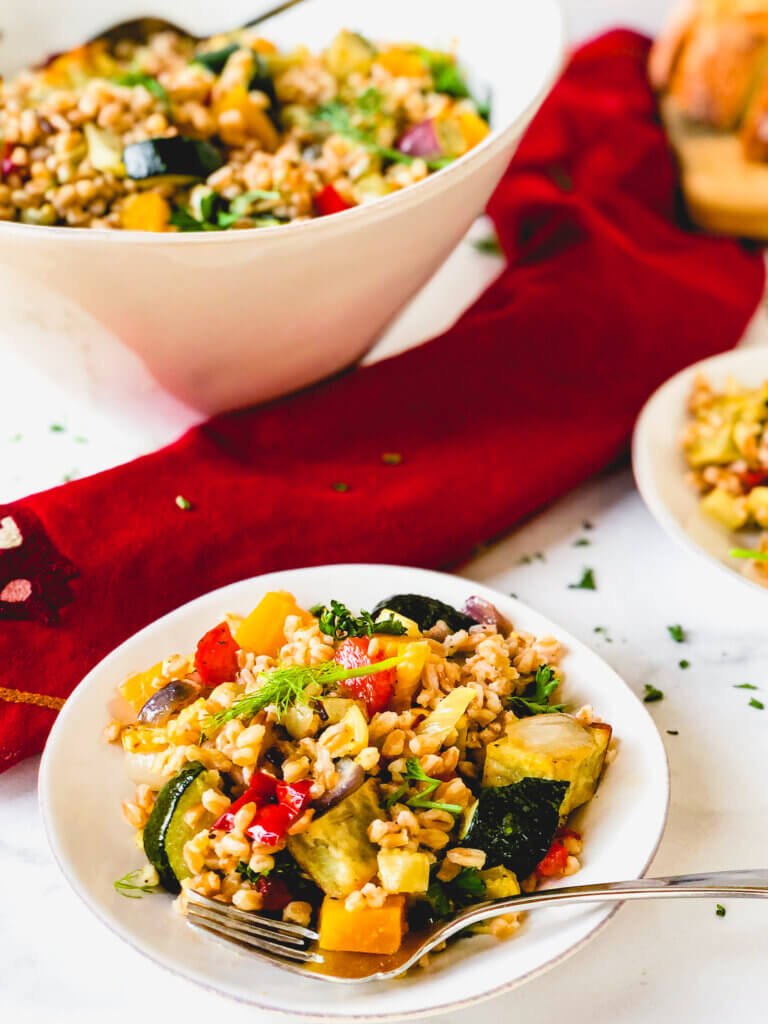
[0,0,565,246]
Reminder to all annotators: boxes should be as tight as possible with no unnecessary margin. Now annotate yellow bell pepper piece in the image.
[416,686,476,741]
[121,192,171,232]
[459,110,490,150]
[214,85,279,150]
[119,660,166,712]
[393,641,430,709]
[318,894,407,954]
[121,725,168,754]
[377,48,426,78]
[234,591,312,655]
[251,38,277,55]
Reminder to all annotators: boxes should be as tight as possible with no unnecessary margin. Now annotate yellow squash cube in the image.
[318,894,407,955]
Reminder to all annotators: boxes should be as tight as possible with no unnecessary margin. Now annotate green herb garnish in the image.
[50,423,65,432]
[473,234,502,256]
[236,860,264,884]
[203,655,401,736]
[385,758,462,814]
[451,867,486,901]
[729,548,768,562]
[750,697,764,710]
[381,452,402,465]
[175,494,192,510]
[508,664,564,717]
[114,867,159,899]
[716,904,726,917]
[667,624,685,643]
[572,538,591,547]
[569,568,596,590]
[667,729,679,735]
[734,683,758,690]
[643,684,664,703]
[313,101,453,171]
[679,659,690,669]
[113,72,169,106]
[332,481,349,492]
[310,599,405,640]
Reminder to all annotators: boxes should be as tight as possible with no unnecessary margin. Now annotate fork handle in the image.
[446,869,768,937]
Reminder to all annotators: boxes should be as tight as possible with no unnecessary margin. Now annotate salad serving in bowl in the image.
[0,0,565,414]
[40,564,669,1019]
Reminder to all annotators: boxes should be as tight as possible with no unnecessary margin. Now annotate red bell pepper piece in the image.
[213,771,278,831]
[313,183,354,216]
[335,636,395,716]
[276,779,313,820]
[247,802,294,847]
[536,839,569,878]
[194,621,240,687]
[256,875,292,911]
[738,469,768,490]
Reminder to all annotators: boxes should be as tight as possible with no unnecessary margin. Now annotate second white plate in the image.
[40,564,669,1020]
[632,346,768,594]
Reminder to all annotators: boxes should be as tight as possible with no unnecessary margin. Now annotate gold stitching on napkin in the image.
[0,686,65,710]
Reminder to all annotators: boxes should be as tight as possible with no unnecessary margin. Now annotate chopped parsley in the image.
[385,758,462,814]
[667,625,685,643]
[734,683,758,690]
[236,860,263,884]
[749,697,764,710]
[310,599,405,640]
[569,568,596,590]
[716,904,726,917]
[643,684,664,703]
[473,234,502,256]
[572,538,591,547]
[507,665,564,717]
[175,494,192,510]
[381,452,402,464]
[582,520,594,530]
[10,432,22,441]
[679,660,690,669]
[593,626,613,643]
[666,729,679,736]
[451,867,486,901]
[332,481,349,492]
[50,423,65,433]
[74,435,88,444]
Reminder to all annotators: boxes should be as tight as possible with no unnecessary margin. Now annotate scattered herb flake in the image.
[61,470,78,483]
[507,664,564,717]
[569,568,596,590]
[679,659,690,669]
[381,452,402,465]
[473,234,503,256]
[10,432,22,441]
[716,904,726,917]
[50,423,65,433]
[572,538,591,547]
[734,683,758,690]
[113,867,159,898]
[749,697,764,710]
[519,554,532,565]
[667,625,685,643]
[175,494,192,510]
[582,520,594,530]
[729,548,768,562]
[332,482,349,492]
[534,552,546,562]
[666,729,679,735]
[74,435,88,443]
[643,684,664,703]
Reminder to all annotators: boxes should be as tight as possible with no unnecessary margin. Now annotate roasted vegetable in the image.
[119,660,167,713]
[701,487,749,530]
[142,762,216,892]
[123,137,223,181]
[318,893,406,954]
[483,714,611,815]
[288,779,382,897]
[462,777,569,879]
[121,192,171,231]
[371,594,477,633]
[84,123,124,174]
[234,591,312,655]
[312,757,364,814]
[137,679,200,725]
[335,636,396,715]
[191,43,240,74]
[194,621,240,686]
[415,686,475,746]
[377,850,430,894]
[325,30,377,78]
[479,865,520,899]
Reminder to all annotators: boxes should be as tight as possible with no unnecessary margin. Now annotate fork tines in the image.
[186,889,323,964]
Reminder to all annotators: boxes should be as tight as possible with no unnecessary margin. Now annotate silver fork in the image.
[186,869,768,983]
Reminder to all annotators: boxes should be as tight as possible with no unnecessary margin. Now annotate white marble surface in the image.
[4,2,768,1021]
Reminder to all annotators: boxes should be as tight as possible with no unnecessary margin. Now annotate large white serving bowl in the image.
[0,0,564,414]
[39,564,669,1020]
[633,346,768,594]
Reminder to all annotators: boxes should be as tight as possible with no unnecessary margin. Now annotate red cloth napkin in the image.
[1,30,763,773]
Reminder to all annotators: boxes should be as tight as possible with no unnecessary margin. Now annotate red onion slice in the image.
[397,118,442,159]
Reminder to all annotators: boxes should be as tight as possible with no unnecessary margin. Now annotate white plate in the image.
[39,564,669,1021]
[632,347,768,594]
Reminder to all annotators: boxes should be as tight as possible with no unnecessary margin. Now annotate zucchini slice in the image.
[142,761,215,893]
[123,137,223,181]
[191,43,240,74]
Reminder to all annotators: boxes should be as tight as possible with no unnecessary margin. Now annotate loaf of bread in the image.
[650,0,768,237]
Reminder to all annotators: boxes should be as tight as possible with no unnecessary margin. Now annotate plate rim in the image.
[632,346,768,597]
[39,563,670,1021]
